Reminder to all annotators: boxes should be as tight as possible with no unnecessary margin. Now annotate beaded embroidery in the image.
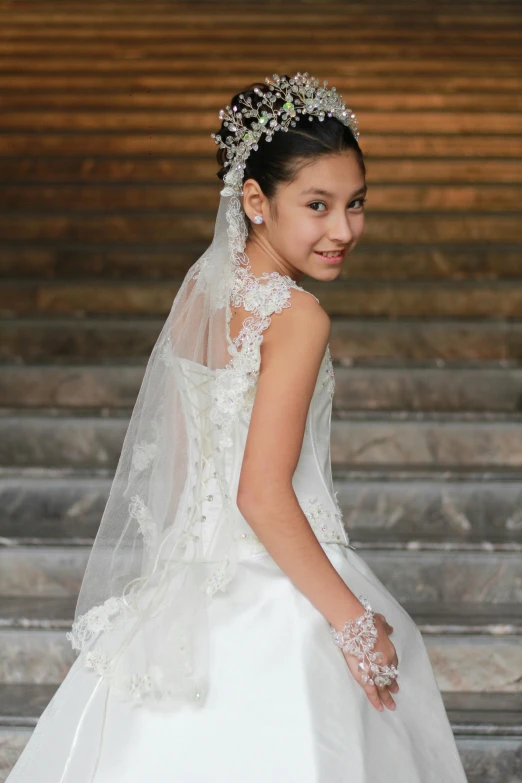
[211,494,350,558]
[300,495,349,546]
[321,345,335,398]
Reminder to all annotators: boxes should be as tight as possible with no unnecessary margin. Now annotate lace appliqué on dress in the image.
[131,440,158,471]
[204,556,233,596]
[66,596,200,704]
[66,596,130,652]
[128,494,157,549]
[210,270,306,449]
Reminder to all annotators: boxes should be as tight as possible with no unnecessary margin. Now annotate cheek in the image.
[355,214,365,239]
[294,216,323,248]
[273,211,323,257]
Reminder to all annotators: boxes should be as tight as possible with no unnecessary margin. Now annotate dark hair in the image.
[214,76,366,231]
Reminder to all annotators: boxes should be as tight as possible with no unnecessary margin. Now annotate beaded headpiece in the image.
[211,71,360,195]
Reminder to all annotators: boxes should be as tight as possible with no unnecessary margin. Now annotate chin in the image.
[322,265,343,280]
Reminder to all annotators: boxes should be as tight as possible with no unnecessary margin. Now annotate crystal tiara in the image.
[211,71,360,195]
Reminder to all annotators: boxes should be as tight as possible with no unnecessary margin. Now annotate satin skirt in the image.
[6,544,468,783]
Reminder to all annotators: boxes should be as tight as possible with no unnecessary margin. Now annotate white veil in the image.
[66,186,251,711]
[65,71,360,713]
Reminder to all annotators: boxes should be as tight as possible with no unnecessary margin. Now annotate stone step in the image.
[2,317,522,364]
[0,316,162,363]
[330,413,522,468]
[3,363,522,413]
[2,132,521,158]
[0,686,519,783]
[0,597,520,691]
[0,545,519,603]
[3,277,522,318]
[3,409,522,469]
[330,319,522,365]
[2,469,522,548]
[334,468,522,547]
[2,595,521,636]
[2,245,522,282]
[2,628,519,693]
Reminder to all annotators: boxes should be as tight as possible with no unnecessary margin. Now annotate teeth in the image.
[319,251,341,257]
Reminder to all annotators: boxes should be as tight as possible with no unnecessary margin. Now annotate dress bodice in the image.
[174,270,352,563]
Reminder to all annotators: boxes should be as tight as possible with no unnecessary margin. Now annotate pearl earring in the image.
[253,215,264,224]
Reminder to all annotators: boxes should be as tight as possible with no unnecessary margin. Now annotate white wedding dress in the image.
[6,276,468,783]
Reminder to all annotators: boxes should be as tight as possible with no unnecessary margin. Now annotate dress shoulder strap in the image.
[211,270,317,448]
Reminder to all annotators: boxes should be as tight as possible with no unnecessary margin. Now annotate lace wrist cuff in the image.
[329,595,399,687]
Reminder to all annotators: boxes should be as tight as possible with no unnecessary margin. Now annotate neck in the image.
[244,232,303,284]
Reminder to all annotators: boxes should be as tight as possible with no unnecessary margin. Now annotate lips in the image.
[315,249,345,263]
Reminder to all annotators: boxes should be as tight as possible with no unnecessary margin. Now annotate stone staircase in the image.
[1,1,522,781]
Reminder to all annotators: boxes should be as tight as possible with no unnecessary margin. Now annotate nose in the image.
[329,210,356,245]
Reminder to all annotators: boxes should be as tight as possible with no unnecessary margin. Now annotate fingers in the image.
[377,684,396,710]
[362,681,396,712]
[375,613,394,635]
[363,682,386,712]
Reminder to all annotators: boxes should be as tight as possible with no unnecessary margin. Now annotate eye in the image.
[308,197,367,213]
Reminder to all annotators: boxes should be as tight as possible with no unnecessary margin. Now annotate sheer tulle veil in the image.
[65,71,360,713]
[66,186,252,712]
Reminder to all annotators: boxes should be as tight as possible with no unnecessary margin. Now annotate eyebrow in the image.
[300,184,368,198]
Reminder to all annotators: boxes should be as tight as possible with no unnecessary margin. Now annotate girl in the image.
[6,71,468,783]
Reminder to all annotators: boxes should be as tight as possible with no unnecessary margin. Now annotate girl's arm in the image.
[236,289,399,712]
[236,288,363,631]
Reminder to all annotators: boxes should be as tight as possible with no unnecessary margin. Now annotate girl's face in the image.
[243,151,366,283]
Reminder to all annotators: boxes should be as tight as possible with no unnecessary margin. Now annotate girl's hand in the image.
[342,612,400,712]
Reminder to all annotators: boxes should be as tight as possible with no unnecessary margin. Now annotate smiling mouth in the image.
[315,249,346,260]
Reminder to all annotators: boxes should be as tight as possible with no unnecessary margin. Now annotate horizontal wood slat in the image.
[1,246,521,282]
[1,58,520,75]
[1,135,520,157]
[3,280,522,318]
[0,92,519,113]
[1,159,520,184]
[0,214,519,244]
[1,75,520,93]
[1,42,521,58]
[1,110,521,135]
[0,184,520,212]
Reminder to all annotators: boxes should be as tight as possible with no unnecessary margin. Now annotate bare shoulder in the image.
[261,286,331,358]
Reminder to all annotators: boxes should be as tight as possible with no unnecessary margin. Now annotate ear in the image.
[242,178,268,223]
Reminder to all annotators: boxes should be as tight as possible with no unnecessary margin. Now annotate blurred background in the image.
[0,1,521,780]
